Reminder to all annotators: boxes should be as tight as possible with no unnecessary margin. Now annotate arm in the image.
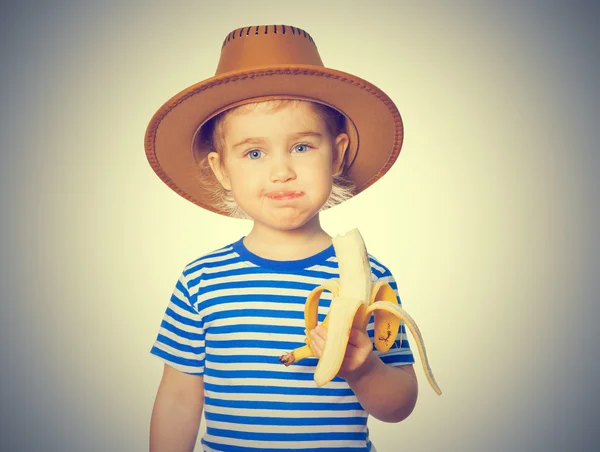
[345,354,418,423]
[150,364,205,452]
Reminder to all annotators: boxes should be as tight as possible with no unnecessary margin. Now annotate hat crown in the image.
[216,25,324,75]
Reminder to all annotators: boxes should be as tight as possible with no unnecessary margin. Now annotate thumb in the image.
[347,327,370,347]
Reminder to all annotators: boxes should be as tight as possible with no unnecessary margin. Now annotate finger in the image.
[314,324,327,339]
[310,340,322,358]
[317,343,323,357]
[309,330,323,357]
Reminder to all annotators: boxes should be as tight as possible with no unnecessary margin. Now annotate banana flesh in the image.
[278,228,442,395]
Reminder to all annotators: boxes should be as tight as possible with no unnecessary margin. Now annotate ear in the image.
[207,152,232,190]
[332,132,350,177]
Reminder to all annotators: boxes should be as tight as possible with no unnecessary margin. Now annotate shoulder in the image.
[366,253,402,300]
[178,239,242,286]
[367,252,394,280]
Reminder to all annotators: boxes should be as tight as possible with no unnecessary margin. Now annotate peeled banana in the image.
[279,228,442,395]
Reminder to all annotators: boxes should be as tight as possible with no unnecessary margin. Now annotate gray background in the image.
[1,1,599,451]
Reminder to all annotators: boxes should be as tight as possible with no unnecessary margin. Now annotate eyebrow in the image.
[231,131,323,149]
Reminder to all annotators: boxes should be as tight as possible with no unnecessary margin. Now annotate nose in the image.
[270,153,296,183]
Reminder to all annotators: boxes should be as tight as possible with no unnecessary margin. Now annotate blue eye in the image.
[293,144,309,153]
[247,149,263,159]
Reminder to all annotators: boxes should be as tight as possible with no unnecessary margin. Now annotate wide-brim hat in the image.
[144,24,404,217]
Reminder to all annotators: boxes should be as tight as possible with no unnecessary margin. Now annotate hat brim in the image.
[144,64,403,216]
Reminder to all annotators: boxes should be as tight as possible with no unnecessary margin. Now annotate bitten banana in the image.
[279,228,442,395]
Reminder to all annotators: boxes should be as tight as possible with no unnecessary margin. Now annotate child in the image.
[147,25,417,452]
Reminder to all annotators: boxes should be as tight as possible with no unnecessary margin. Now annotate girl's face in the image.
[208,102,349,231]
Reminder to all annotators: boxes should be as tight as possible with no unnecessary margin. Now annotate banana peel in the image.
[279,228,442,395]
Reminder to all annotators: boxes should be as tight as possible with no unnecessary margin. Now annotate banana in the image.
[279,228,442,395]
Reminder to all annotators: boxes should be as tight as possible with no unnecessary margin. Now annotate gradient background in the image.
[1,1,598,451]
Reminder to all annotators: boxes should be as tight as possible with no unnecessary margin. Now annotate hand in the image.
[309,324,376,381]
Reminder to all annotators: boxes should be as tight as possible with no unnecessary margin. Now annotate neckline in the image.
[231,236,335,271]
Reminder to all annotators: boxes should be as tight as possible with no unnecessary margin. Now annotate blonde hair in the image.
[197,99,355,219]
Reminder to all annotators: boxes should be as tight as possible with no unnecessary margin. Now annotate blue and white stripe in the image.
[151,237,414,451]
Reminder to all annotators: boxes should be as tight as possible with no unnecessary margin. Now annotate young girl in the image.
[147,25,417,452]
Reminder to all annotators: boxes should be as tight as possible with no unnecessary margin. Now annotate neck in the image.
[243,214,332,260]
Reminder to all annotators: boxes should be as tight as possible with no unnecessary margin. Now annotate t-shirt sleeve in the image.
[149,269,206,375]
[370,269,416,367]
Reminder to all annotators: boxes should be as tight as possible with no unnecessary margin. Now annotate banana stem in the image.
[279,344,314,366]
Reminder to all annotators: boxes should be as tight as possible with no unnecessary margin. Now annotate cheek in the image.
[302,157,333,183]
[228,165,261,191]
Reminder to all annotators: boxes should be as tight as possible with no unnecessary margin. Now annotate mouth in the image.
[266,191,304,200]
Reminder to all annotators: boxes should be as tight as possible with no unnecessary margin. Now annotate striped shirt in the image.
[150,237,415,451]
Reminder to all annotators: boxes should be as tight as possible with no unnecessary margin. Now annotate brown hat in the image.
[144,24,403,216]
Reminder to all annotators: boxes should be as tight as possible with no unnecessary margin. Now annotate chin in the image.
[268,216,309,230]
[261,209,318,230]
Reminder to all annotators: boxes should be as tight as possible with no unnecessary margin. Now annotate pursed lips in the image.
[265,190,304,200]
